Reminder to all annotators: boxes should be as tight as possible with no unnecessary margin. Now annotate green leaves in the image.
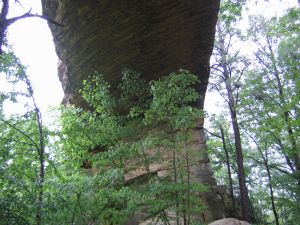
[119,68,150,112]
[0,52,29,111]
[81,73,115,116]
[1,66,207,224]
[0,53,51,224]
[209,3,300,224]
[219,0,246,26]
[144,70,202,130]
[58,69,207,224]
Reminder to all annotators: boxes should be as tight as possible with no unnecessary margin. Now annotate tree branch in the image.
[205,128,222,139]
[0,117,39,150]
[6,9,64,27]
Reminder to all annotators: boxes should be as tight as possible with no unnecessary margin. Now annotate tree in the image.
[238,8,300,224]
[0,53,209,224]
[0,52,48,225]
[58,69,207,225]
[243,9,300,184]
[247,12,299,181]
[206,115,238,216]
[210,0,252,222]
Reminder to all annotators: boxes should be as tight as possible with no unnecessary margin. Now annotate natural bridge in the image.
[42,1,224,223]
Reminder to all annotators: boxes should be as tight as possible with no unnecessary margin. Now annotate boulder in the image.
[209,218,251,225]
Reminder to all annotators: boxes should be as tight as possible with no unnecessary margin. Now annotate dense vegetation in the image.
[206,1,300,224]
[0,0,299,225]
[0,55,207,224]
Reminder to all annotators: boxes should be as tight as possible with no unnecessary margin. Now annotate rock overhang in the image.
[42,0,220,107]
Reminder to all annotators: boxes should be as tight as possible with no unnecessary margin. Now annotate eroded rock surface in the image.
[42,0,220,107]
[42,0,222,223]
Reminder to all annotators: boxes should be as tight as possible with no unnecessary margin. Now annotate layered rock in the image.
[42,0,219,107]
[42,0,222,223]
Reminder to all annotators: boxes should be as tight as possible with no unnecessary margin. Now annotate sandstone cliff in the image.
[42,0,219,107]
[42,1,223,223]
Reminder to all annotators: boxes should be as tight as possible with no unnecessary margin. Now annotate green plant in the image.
[59,69,207,224]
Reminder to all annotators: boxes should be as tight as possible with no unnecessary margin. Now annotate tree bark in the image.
[229,109,251,222]
[213,25,252,222]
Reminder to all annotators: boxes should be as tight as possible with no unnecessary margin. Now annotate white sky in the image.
[5,0,63,117]
[2,0,298,121]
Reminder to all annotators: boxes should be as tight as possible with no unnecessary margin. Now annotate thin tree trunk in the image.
[0,0,9,53]
[36,107,45,225]
[265,157,280,225]
[173,150,180,225]
[25,74,45,225]
[214,24,252,222]
[219,126,236,212]
[185,130,190,225]
[230,111,251,222]
[250,135,279,225]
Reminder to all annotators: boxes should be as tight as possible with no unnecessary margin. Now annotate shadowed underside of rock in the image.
[42,0,220,108]
[42,0,223,223]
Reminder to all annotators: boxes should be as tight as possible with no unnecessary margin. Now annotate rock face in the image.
[42,0,220,107]
[208,218,251,225]
[42,0,222,223]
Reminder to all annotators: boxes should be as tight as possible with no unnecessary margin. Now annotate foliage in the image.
[1,1,299,225]
[0,65,206,224]
[240,8,300,224]
[47,69,206,225]
[219,0,246,25]
[207,3,300,225]
[0,51,51,225]
[58,69,207,224]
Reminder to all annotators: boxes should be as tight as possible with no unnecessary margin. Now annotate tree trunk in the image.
[222,60,252,222]
[36,113,45,225]
[0,0,9,53]
[265,156,280,225]
[25,75,45,225]
[219,126,236,211]
[251,135,279,225]
[230,111,251,222]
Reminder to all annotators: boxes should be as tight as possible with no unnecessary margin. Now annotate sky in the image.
[3,0,299,120]
[5,0,63,117]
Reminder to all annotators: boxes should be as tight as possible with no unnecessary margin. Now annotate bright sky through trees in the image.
[205,0,298,115]
[5,0,63,116]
